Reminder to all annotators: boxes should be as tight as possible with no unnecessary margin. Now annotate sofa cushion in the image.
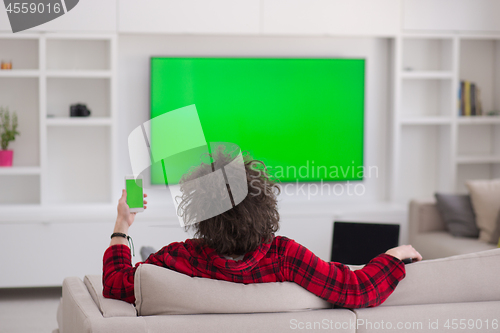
[134,264,331,316]
[142,309,357,333]
[381,248,500,307]
[83,275,137,318]
[434,193,479,238]
[466,178,500,243]
[355,301,500,333]
[412,231,496,260]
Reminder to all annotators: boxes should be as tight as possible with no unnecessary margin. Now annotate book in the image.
[458,81,462,116]
[476,86,483,115]
[471,83,476,116]
[464,81,471,116]
[458,80,483,117]
[459,81,465,116]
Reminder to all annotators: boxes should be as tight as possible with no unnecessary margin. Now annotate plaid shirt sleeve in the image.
[103,244,180,304]
[280,238,406,308]
[102,244,137,304]
[102,244,172,304]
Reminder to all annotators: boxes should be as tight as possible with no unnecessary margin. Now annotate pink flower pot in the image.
[0,150,13,167]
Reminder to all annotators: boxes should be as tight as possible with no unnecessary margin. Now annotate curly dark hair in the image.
[178,146,280,256]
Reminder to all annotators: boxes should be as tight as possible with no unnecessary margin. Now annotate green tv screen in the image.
[150,57,365,184]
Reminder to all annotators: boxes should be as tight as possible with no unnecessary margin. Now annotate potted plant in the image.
[0,107,20,167]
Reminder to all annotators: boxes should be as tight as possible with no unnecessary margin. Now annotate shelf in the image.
[0,38,39,70]
[402,38,453,72]
[401,79,453,118]
[459,39,500,113]
[46,70,112,78]
[46,118,112,126]
[400,117,452,125]
[0,77,40,167]
[46,39,110,71]
[457,116,500,125]
[47,77,111,118]
[0,33,116,207]
[0,33,40,39]
[0,70,40,78]
[0,167,41,175]
[401,71,453,79]
[45,34,115,41]
[47,127,111,204]
[456,155,500,164]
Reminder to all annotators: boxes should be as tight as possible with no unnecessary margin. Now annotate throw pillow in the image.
[434,193,479,238]
[466,179,500,243]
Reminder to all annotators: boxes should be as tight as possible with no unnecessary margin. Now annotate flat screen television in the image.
[150,57,365,184]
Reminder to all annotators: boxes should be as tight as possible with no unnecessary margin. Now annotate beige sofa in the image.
[55,248,500,333]
[409,199,496,260]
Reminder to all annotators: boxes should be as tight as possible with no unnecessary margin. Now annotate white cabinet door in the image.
[0,0,117,33]
[262,0,401,36]
[404,0,500,32]
[118,0,260,34]
[0,219,188,287]
[0,221,110,287]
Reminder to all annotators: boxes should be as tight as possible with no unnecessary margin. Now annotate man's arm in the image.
[102,190,147,304]
[281,239,421,308]
[102,244,136,303]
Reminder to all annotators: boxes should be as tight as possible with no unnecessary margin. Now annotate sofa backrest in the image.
[134,263,332,316]
[409,199,446,242]
[381,248,500,307]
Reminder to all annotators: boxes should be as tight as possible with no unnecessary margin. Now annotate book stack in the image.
[458,81,483,116]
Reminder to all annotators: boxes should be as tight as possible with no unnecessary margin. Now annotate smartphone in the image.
[125,175,144,213]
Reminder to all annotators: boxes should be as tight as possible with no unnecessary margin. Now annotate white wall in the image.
[4,0,500,35]
[117,0,401,36]
[403,0,500,32]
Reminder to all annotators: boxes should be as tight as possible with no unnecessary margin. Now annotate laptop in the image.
[330,221,400,265]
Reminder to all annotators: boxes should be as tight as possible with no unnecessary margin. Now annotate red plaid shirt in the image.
[103,236,405,308]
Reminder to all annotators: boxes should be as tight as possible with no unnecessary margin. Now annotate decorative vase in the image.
[0,150,13,167]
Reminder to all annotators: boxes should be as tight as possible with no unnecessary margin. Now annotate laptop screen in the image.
[330,222,400,265]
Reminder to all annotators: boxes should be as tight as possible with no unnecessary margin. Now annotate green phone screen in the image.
[126,179,143,208]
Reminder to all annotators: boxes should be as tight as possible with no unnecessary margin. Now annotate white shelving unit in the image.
[0,33,117,206]
[391,34,500,202]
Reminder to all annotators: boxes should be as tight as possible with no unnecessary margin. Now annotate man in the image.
[103,151,421,307]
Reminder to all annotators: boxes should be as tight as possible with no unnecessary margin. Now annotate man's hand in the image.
[111,190,147,246]
[386,245,423,262]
